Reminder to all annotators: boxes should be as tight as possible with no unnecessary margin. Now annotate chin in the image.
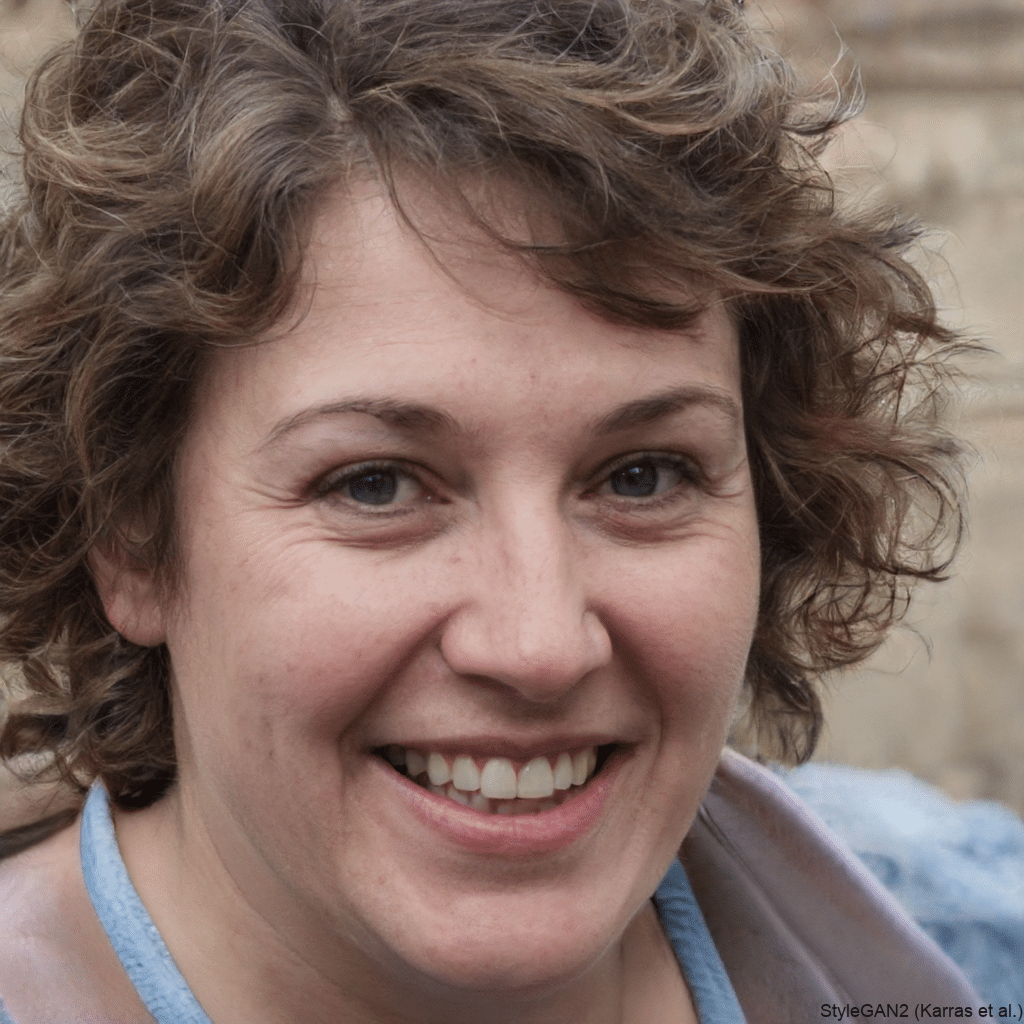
[377,895,619,998]
[418,936,600,999]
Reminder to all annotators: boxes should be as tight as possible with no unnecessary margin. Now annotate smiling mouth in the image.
[375,745,617,816]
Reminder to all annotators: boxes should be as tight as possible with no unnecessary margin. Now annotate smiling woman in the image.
[0,1,982,1022]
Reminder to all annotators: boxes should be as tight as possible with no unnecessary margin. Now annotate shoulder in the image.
[0,814,151,1023]
[0,812,83,943]
[682,750,983,1018]
[779,760,1024,1007]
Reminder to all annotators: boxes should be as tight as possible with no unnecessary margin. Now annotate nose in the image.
[439,505,612,704]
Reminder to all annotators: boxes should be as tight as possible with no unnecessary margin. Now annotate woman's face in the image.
[132,186,759,1000]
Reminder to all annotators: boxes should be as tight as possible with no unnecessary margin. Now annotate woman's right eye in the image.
[315,463,428,512]
[345,468,401,505]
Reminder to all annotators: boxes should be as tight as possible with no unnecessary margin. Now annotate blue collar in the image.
[80,783,213,1023]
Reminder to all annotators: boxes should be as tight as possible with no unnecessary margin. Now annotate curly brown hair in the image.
[0,0,970,817]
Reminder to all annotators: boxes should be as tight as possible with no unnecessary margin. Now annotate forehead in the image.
[195,184,742,444]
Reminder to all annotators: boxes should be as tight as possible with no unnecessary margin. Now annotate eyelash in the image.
[313,460,429,515]
[313,453,705,515]
[594,452,705,509]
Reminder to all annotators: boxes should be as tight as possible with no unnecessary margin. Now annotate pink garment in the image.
[682,749,982,1023]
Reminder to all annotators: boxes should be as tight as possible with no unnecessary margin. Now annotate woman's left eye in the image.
[596,456,699,503]
[316,463,426,510]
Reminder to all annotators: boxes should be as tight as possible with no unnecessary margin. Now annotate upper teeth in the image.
[385,747,599,800]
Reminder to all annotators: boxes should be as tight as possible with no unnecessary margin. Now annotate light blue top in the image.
[0,783,745,1024]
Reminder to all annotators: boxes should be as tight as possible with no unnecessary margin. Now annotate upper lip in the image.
[373,735,625,759]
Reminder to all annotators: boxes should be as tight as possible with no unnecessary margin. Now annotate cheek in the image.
[602,533,759,730]
[167,542,444,761]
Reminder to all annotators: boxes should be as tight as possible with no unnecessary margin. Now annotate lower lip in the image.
[375,748,628,856]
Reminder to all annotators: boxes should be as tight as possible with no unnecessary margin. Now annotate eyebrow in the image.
[592,385,741,434]
[262,384,741,449]
[262,398,462,449]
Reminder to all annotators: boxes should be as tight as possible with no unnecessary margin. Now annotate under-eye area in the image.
[375,744,618,815]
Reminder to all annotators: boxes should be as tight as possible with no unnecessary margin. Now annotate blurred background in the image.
[744,0,1024,818]
[1,0,1021,817]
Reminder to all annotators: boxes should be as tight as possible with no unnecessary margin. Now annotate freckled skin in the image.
[101,185,761,1024]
